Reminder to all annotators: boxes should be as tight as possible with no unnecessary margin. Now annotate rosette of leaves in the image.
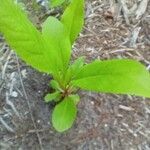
[0,0,150,132]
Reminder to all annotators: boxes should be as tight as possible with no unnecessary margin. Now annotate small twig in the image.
[28,127,50,133]
[0,117,15,133]
[119,105,134,111]
[109,48,135,54]
[5,92,21,119]
[122,123,137,137]
[2,51,13,79]
[118,0,130,25]
[129,27,141,48]
[15,54,44,150]
[83,26,99,37]
[136,0,149,20]
[0,80,5,93]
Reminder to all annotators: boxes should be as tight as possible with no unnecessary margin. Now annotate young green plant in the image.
[0,0,150,132]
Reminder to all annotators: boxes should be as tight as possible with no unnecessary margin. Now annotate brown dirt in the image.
[0,0,150,150]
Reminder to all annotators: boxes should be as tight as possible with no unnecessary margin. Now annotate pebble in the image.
[91,101,94,105]
[11,91,18,98]
[21,69,27,78]
[37,120,40,123]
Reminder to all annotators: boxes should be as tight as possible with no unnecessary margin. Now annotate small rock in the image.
[37,120,40,123]
[21,69,27,78]
[11,91,18,98]
[91,101,94,105]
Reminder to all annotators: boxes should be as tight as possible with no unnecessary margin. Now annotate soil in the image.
[0,0,150,150]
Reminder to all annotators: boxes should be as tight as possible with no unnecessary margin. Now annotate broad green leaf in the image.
[72,59,150,98]
[61,0,84,44]
[44,91,61,103]
[70,57,85,78]
[0,0,60,74]
[69,94,80,105]
[64,57,85,85]
[42,16,71,71]
[51,0,66,7]
[52,97,77,132]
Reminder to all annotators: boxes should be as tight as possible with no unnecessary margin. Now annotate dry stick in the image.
[136,0,149,20]
[15,54,44,150]
[2,51,13,79]
[6,92,22,119]
[1,50,11,92]
[117,0,130,25]
[0,117,15,133]
[129,27,141,48]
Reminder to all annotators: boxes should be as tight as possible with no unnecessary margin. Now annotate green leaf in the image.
[72,59,150,98]
[64,57,85,84]
[70,57,85,78]
[42,16,71,71]
[69,94,80,105]
[52,97,77,132]
[44,92,61,103]
[51,0,66,7]
[0,0,60,75]
[50,80,63,91]
[61,0,84,44]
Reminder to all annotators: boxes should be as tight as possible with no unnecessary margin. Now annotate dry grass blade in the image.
[136,0,149,19]
[15,54,44,150]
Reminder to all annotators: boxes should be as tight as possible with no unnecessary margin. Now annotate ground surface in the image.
[0,0,150,150]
